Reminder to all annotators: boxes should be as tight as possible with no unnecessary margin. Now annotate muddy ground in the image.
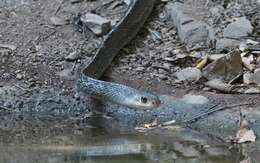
[0,0,259,144]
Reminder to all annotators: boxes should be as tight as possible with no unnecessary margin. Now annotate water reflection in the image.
[0,116,244,163]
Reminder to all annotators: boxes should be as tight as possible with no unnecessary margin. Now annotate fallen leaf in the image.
[50,16,69,26]
[144,119,158,128]
[162,119,176,126]
[246,39,259,45]
[240,157,252,163]
[236,128,256,143]
[196,55,208,70]
[235,113,256,143]
[241,54,255,71]
[135,127,147,132]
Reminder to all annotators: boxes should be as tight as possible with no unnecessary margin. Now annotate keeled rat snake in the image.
[76,0,161,109]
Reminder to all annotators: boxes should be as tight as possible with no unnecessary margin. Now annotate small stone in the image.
[223,17,253,39]
[162,63,171,71]
[80,13,111,36]
[74,93,80,100]
[244,87,260,94]
[181,94,209,105]
[65,51,80,61]
[165,2,214,49]
[209,5,224,16]
[123,0,131,5]
[175,67,202,81]
[136,67,145,72]
[158,68,167,74]
[156,74,168,80]
[16,73,23,80]
[50,16,69,26]
[243,72,253,84]
[58,69,75,80]
[252,68,260,86]
[203,87,211,91]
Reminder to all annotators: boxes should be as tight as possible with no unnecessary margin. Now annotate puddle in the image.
[0,115,245,163]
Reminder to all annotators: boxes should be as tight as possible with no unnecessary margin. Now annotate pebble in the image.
[175,67,202,81]
[123,0,131,6]
[165,2,214,49]
[136,67,145,72]
[50,16,69,26]
[243,72,253,84]
[223,17,253,39]
[252,68,260,86]
[80,13,111,36]
[209,5,224,16]
[181,94,209,105]
[65,51,80,61]
[16,73,23,80]
[58,69,75,80]
[74,93,80,100]
[244,87,260,94]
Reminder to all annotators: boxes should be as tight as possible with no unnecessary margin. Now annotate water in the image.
[0,116,246,163]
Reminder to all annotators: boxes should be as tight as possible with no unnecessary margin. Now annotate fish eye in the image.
[141,97,148,103]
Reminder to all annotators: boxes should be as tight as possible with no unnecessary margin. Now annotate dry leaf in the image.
[236,128,256,143]
[235,113,256,143]
[240,158,252,163]
[241,54,255,71]
[196,55,208,70]
[135,127,147,132]
[162,119,176,126]
[144,119,158,129]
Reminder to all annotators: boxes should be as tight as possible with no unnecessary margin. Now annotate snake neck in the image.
[77,75,127,102]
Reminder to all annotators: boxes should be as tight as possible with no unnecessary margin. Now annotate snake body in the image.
[77,0,160,109]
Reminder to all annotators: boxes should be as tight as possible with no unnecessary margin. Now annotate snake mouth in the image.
[152,100,161,108]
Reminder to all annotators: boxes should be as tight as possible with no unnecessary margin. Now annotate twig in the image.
[183,102,256,124]
[37,30,57,44]
[0,106,18,112]
[54,0,65,15]
[13,84,31,92]
[71,61,77,74]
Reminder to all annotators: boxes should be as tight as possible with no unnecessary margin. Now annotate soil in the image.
[0,0,259,141]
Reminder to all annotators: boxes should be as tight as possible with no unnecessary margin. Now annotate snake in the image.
[76,0,160,109]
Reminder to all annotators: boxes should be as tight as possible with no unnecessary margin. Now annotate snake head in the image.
[126,92,161,110]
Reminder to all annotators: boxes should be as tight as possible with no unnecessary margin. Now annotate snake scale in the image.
[77,0,161,109]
